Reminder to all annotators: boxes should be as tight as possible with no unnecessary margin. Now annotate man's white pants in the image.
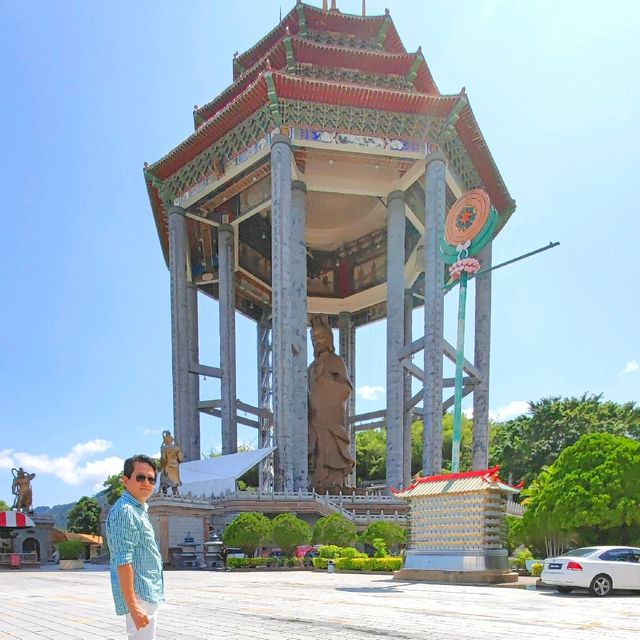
[125,601,159,639]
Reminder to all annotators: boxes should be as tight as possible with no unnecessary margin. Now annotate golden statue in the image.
[11,467,36,513]
[308,316,355,491]
[159,431,184,496]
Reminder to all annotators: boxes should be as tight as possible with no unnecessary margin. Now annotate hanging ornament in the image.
[440,189,497,473]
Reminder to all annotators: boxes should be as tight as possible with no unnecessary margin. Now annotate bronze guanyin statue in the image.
[308,316,355,491]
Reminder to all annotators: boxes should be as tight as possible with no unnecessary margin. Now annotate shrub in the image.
[313,514,357,547]
[312,557,329,570]
[271,513,311,555]
[360,522,406,551]
[57,540,85,560]
[222,512,272,556]
[318,545,366,559]
[318,545,342,559]
[514,547,533,570]
[227,557,273,569]
[531,562,543,577]
[335,557,402,572]
[372,538,389,558]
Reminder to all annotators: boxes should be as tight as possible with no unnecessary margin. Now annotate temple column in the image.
[168,206,196,460]
[186,283,201,459]
[257,312,274,491]
[339,311,356,487]
[422,149,447,476]
[289,180,309,491]
[218,222,237,454]
[403,288,413,488]
[385,190,406,490]
[271,134,308,491]
[472,243,492,469]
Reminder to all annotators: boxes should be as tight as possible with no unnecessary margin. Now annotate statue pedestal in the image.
[147,496,214,564]
[12,513,55,563]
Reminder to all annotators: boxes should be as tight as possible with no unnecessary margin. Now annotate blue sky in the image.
[1,1,638,508]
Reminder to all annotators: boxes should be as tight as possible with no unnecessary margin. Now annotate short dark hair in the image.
[123,455,157,479]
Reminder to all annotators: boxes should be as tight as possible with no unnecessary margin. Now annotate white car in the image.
[541,546,640,596]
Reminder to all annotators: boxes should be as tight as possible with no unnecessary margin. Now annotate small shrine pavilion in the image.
[143,1,516,493]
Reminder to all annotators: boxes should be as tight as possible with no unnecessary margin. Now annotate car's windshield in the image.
[563,548,599,557]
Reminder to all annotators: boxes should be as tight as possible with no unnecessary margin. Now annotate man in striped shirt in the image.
[106,455,165,639]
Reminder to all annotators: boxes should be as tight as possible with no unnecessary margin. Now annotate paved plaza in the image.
[1,566,639,639]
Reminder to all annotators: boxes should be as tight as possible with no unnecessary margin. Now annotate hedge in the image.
[312,556,402,572]
[227,557,304,569]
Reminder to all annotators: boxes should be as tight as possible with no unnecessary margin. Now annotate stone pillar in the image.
[422,150,446,476]
[403,288,413,488]
[186,283,201,459]
[385,190,406,490]
[289,180,309,491]
[168,206,196,460]
[271,133,308,491]
[218,223,237,454]
[472,243,492,469]
[257,313,274,492]
[339,311,356,487]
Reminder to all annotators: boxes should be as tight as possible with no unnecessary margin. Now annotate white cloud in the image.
[357,385,385,401]
[0,439,123,488]
[621,360,639,375]
[489,401,530,423]
[140,427,164,437]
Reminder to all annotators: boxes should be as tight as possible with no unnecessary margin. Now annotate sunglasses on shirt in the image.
[134,474,157,484]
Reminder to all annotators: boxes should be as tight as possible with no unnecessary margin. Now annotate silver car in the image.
[541,546,640,596]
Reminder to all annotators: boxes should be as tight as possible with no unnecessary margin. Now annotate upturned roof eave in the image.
[149,72,513,222]
[149,74,269,179]
[455,99,516,219]
[197,38,438,126]
[236,3,405,72]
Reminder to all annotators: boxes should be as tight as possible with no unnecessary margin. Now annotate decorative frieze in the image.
[293,63,414,92]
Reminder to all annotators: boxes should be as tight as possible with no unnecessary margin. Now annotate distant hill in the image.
[35,489,110,530]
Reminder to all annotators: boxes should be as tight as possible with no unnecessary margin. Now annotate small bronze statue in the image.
[11,467,36,513]
[159,430,184,496]
[308,316,355,491]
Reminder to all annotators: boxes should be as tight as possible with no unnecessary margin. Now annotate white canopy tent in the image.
[160,447,275,497]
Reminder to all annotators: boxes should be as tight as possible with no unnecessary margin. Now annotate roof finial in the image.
[362,0,366,16]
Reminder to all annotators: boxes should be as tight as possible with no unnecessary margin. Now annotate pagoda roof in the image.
[196,36,438,126]
[148,70,514,214]
[394,467,521,498]
[235,3,404,77]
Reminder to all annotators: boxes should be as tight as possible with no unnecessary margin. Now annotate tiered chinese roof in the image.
[394,467,521,498]
[145,1,515,265]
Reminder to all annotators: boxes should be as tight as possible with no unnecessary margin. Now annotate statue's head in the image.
[162,430,174,444]
[310,316,334,357]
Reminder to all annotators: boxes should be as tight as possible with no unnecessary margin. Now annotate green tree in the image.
[356,429,387,481]
[102,474,124,506]
[490,394,640,485]
[271,513,311,555]
[67,496,101,535]
[222,512,272,556]
[0,499,11,511]
[522,433,640,553]
[313,513,357,547]
[360,521,406,552]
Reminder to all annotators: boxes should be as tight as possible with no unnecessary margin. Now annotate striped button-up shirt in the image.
[106,491,165,615]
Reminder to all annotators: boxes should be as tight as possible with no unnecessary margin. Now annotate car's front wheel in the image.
[589,574,613,597]
[556,586,573,594]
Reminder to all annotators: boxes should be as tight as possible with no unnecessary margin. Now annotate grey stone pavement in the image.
[1,565,639,639]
